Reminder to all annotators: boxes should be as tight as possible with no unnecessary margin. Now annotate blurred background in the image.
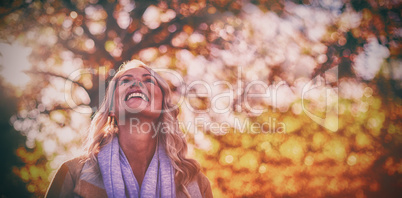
[0,0,401,197]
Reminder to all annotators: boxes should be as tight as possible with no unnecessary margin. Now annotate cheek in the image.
[154,90,163,109]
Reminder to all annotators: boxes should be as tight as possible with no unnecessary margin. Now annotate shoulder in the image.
[45,156,87,198]
[58,156,87,183]
[195,172,213,198]
[63,156,86,177]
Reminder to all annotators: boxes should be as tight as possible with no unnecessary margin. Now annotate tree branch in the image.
[25,70,89,93]
[61,0,84,15]
[62,0,116,61]
[0,2,32,18]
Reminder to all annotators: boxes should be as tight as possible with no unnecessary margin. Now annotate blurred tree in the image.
[0,79,33,197]
[0,0,400,197]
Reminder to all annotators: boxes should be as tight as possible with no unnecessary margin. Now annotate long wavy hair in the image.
[83,60,200,196]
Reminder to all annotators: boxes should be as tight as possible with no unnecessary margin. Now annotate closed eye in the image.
[120,78,131,85]
[144,78,155,84]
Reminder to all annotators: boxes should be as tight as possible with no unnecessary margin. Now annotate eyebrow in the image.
[121,73,155,78]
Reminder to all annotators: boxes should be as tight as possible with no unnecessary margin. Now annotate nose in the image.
[130,79,144,88]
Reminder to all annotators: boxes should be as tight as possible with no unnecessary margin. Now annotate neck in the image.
[117,117,158,163]
[117,117,158,186]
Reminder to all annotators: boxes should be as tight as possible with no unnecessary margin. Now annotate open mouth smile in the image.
[125,90,149,102]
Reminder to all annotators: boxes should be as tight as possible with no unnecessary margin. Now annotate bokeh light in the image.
[0,0,401,197]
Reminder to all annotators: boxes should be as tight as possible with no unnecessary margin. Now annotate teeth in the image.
[127,92,148,101]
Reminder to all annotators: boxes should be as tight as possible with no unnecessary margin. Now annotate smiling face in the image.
[113,66,163,123]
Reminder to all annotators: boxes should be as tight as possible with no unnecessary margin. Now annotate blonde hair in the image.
[83,60,200,196]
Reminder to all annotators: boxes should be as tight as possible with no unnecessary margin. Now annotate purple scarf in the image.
[97,136,176,198]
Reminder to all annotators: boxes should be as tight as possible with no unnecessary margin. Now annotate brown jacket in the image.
[45,157,213,198]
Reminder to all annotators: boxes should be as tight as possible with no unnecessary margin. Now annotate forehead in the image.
[119,67,151,77]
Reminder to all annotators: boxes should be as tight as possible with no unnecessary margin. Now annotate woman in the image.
[46,60,212,198]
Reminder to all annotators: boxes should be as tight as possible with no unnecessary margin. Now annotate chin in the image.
[126,109,161,120]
